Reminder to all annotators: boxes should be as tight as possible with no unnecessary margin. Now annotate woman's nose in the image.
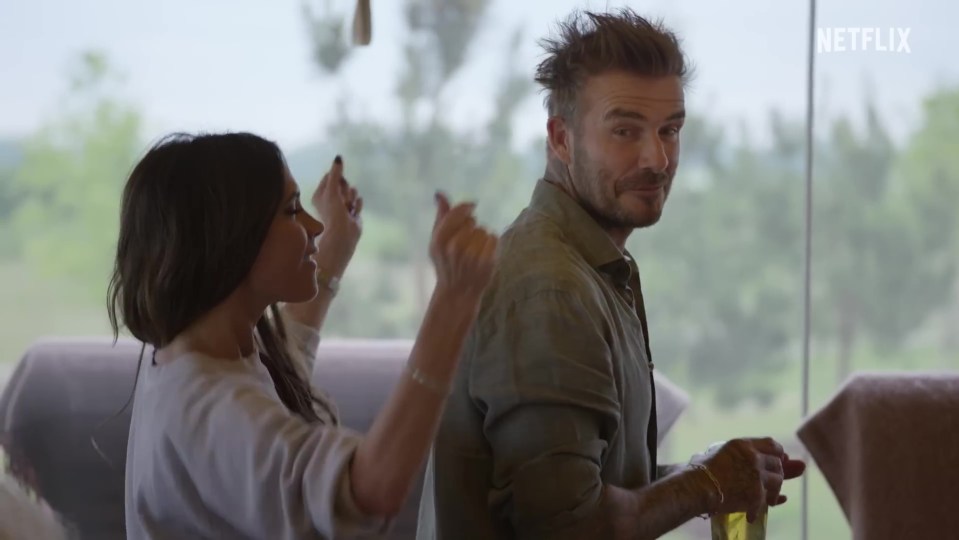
[306,214,325,238]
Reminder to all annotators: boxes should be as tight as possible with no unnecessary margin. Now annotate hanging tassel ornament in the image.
[352,0,372,45]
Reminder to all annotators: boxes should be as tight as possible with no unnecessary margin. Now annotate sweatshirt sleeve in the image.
[162,366,391,539]
[281,314,322,373]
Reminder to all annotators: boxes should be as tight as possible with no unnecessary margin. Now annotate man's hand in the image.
[690,438,806,523]
[311,155,362,277]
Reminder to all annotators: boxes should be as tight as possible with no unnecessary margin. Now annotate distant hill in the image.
[0,139,22,171]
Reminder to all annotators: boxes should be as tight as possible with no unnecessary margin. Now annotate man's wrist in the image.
[684,464,723,517]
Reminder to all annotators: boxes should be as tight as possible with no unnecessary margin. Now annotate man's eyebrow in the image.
[603,108,686,122]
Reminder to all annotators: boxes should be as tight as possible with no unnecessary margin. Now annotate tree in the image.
[812,98,958,381]
[890,86,959,357]
[0,141,22,260]
[300,0,535,337]
[12,51,144,301]
[299,2,812,399]
[629,112,804,408]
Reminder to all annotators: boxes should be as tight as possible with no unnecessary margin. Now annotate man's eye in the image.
[663,126,682,137]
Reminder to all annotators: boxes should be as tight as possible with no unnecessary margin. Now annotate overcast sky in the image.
[1,0,955,152]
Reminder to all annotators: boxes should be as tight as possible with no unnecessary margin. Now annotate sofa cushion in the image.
[1,338,138,540]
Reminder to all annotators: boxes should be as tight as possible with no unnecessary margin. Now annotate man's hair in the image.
[535,8,691,121]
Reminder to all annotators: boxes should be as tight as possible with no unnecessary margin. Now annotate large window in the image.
[623,1,810,538]
[808,1,959,538]
[1,1,956,538]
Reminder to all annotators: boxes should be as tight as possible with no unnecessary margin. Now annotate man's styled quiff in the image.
[535,8,691,121]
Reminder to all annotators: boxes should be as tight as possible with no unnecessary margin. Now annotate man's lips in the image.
[623,183,666,194]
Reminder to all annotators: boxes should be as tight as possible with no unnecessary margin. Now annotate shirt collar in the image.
[528,179,627,271]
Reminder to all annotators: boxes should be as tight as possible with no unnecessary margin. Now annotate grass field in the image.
[0,262,113,368]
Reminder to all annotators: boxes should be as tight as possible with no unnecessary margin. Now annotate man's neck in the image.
[603,218,632,252]
[542,169,633,252]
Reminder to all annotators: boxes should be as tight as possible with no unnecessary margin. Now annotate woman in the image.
[108,132,497,539]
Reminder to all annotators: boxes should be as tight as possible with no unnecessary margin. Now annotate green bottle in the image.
[710,509,767,540]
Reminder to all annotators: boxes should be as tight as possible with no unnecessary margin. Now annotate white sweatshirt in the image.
[124,319,388,539]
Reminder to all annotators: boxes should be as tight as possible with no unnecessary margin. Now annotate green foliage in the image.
[0,163,20,260]
[629,113,805,408]
[0,139,25,260]
[302,0,534,336]
[812,98,958,381]
[298,2,959,402]
[302,0,353,73]
[10,51,143,301]
[893,87,959,354]
[1,6,954,417]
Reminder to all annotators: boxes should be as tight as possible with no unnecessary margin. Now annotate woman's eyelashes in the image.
[287,198,303,216]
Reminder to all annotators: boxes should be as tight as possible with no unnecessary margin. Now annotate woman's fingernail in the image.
[334,155,343,165]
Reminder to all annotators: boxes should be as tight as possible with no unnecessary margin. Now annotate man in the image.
[417,9,805,540]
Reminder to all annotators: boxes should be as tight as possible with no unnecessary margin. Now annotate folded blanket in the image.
[797,371,959,539]
[654,373,690,445]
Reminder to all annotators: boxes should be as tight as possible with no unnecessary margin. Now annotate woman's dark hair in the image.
[107,132,321,422]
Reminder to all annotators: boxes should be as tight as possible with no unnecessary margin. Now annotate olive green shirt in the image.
[417,179,658,540]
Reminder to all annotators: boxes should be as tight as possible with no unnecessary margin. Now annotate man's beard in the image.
[570,144,671,230]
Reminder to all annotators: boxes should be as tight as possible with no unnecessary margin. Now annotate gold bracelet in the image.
[405,365,451,397]
[689,463,724,518]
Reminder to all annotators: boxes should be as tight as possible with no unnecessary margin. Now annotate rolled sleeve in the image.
[471,289,621,538]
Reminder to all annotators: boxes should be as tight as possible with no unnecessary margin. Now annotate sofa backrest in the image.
[0,338,689,539]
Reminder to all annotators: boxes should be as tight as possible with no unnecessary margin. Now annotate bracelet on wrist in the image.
[405,364,451,397]
[689,463,724,519]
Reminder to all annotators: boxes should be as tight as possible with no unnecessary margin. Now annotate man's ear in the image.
[546,116,573,165]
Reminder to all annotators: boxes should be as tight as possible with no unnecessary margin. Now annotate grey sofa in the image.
[0,337,690,539]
